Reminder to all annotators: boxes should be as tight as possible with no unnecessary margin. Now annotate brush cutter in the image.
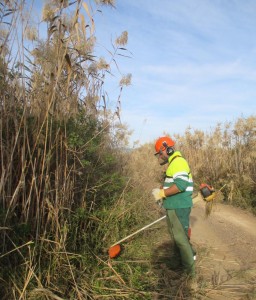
[108,185,226,259]
[108,214,195,259]
[108,215,166,258]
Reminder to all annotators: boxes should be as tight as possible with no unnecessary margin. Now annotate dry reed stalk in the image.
[19,264,36,300]
[107,260,126,285]
[0,240,33,259]
[4,237,45,300]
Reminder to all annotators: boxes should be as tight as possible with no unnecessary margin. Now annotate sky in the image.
[91,0,256,147]
[9,0,256,147]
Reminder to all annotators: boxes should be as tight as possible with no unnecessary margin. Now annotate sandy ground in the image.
[190,196,256,299]
[121,195,256,299]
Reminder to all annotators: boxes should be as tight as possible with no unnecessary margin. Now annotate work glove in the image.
[152,188,166,202]
[204,192,216,202]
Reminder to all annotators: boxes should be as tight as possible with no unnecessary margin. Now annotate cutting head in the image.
[108,244,121,259]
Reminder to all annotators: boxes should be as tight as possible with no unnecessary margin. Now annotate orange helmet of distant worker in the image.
[154,136,175,155]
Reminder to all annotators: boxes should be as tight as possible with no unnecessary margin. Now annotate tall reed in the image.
[0,1,132,298]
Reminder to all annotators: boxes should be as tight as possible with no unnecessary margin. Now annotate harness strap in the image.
[166,155,191,178]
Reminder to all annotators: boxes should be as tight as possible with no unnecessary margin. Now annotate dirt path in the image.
[190,196,256,299]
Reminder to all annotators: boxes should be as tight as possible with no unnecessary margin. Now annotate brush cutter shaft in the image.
[110,215,166,247]
[110,193,205,248]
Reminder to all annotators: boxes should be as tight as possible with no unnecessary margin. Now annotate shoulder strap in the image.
[169,155,181,164]
[168,155,191,176]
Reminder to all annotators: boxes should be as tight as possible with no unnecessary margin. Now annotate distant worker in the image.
[152,136,195,277]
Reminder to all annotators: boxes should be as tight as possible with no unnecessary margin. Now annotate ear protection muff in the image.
[162,142,174,156]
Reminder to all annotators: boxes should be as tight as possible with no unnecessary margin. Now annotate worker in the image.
[152,136,196,277]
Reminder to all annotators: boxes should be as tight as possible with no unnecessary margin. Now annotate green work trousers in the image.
[166,208,195,276]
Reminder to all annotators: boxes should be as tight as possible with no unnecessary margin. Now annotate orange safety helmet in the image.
[154,136,175,155]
